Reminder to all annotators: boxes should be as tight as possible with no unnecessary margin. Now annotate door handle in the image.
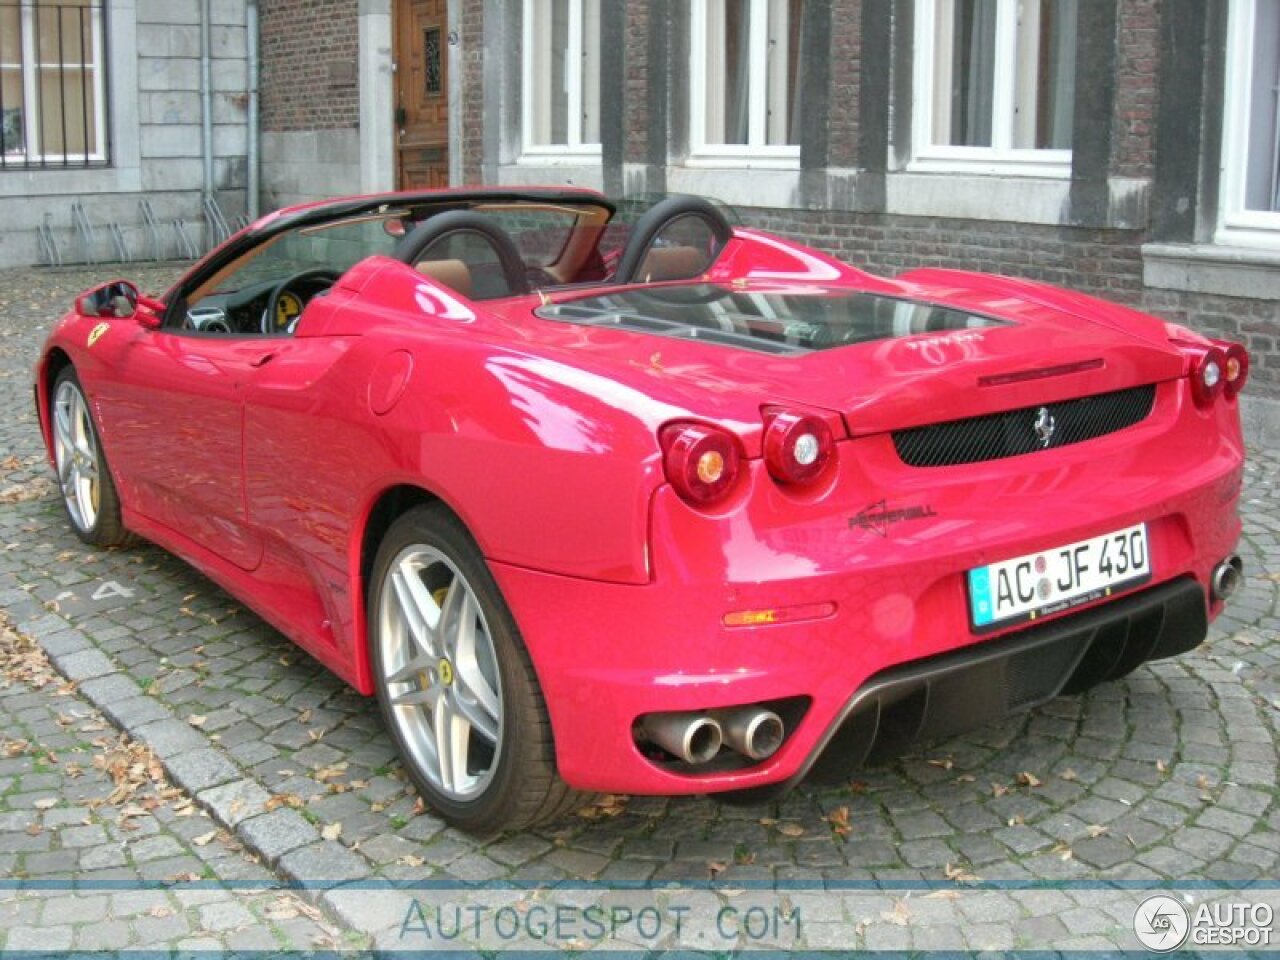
[250,352,275,368]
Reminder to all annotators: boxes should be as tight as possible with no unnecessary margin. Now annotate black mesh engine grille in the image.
[892,385,1157,467]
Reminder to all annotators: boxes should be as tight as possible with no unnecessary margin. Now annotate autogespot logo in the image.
[1134,895,1191,952]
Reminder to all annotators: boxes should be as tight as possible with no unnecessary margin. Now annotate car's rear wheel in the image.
[51,368,131,547]
[369,505,583,834]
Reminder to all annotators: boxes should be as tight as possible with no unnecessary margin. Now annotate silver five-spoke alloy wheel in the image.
[53,378,100,533]
[377,545,504,800]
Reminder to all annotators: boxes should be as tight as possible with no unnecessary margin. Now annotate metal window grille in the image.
[0,0,109,169]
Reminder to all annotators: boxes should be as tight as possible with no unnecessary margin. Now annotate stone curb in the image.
[6,575,389,936]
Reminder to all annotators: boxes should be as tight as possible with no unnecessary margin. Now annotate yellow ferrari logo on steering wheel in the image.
[274,292,302,333]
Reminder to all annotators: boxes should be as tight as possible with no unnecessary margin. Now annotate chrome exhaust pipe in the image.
[716,707,785,761]
[1211,555,1244,603]
[642,712,722,764]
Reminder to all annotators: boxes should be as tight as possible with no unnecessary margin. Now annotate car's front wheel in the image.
[369,505,582,834]
[51,367,131,547]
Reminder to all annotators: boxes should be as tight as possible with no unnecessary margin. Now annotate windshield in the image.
[211,215,402,295]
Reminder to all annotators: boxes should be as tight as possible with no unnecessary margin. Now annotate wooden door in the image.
[395,0,449,189]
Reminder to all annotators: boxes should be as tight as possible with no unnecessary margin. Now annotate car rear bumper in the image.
[492,385,1244,795]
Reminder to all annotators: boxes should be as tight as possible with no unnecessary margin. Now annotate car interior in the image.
[166,194,736,337]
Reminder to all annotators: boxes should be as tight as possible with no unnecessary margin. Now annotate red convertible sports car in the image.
[36,189,1248,833]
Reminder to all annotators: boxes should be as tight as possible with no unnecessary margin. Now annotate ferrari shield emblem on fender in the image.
[87,322,109,347]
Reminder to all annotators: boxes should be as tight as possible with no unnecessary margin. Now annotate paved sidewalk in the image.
[0,265,1276,952]
[0,615,355,953]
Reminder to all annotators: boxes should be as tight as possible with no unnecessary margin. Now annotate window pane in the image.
[528,0,570,145]
[1245,0,1280,211]
[1011,0,1076,149]
[38,65,94,156]
[1,73,24,156]
[704,0,751,145]
[765,0,803,145]
[0,4,21,63]
[934,0,997,147]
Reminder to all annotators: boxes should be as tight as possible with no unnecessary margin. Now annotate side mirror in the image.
[75,280,165,329]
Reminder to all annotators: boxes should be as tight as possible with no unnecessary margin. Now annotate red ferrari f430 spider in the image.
[35,190,1248,832]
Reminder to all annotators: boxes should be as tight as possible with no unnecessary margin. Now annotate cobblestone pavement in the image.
[0,265,1277,952]
[0,620,357,953]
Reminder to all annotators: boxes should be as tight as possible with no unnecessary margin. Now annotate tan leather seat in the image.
[415,258,474,298]
[637,246,707,283]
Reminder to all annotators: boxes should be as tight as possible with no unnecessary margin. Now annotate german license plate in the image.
[968,523,1151,631]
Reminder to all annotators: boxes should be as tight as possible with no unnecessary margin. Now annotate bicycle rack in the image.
[202,194,232,250]
[36,214,62,267]
[108,221,132,263]
[173,219,200,260]
[71,202,98,265]
[139,199,167,262]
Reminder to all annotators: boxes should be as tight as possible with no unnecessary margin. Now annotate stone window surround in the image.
[3,0,140,195]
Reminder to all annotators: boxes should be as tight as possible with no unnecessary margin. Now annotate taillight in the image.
[762,409,835,486]
[1224,343,1249,399]
[660,422,742,506]
[1190,347,1226,409]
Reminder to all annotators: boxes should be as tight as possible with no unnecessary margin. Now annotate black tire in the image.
[50,367,133,548]
[368,504,584,834]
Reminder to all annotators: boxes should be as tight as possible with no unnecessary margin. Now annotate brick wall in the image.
[459,0,484,184]
[260,0,359,132]
[624,3,651,162]
[828,0,861,166]
[1112,0,1159,179]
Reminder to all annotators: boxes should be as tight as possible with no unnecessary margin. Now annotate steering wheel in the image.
[394,211,531,299]
[262,268,341,335]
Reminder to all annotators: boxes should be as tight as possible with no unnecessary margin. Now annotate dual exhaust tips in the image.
[642,707,785,765]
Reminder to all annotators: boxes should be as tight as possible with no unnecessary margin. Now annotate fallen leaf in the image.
[826,806,852,837]
[1086,824,1108,838]
[1059,768,1079,782]
[266,793,303,811]
[1156,759,1168,774]
[1007,814,1025,827]
[881,900,911,926]
[944,862,981,884]
[706,860,727,878]
[927,758,954,771]
[1050,841,1073,861]
[776,822,805,837]
[192,830,218,847]
[954,774,976,783]
[321,822,343,841]
[34,798,58,810]
[991,783,1010,798]
[187,715,207,728]
[1017,772,1042,788]
[397,854,426,868]
[148,905,173,918]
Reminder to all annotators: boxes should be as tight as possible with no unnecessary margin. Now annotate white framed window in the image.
[521,0,601,156]
[911,0,1077,177]
[689,0,804,166]
[0,0,107,168]
[1219,0,1280,248]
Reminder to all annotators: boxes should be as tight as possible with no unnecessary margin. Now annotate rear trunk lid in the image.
[527,279,1186,436]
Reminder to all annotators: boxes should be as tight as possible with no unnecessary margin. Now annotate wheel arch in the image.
[36,347,74,459]
[351,482,453,694]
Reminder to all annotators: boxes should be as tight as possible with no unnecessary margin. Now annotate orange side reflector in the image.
[723,601,837,628]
